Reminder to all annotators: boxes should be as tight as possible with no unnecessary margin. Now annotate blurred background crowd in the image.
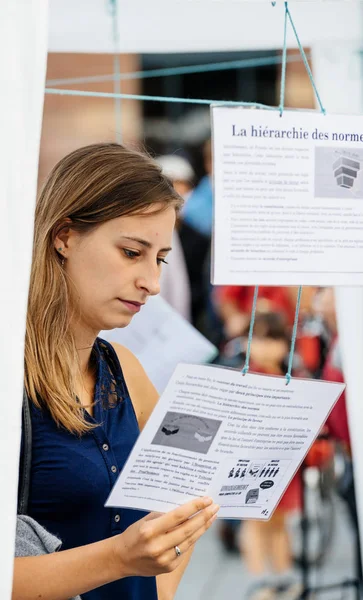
[41,48,359,600]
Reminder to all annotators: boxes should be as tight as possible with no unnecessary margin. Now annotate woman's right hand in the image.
[110,496,219,578]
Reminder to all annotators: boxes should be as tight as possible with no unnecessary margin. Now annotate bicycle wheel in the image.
[290,463,336,568]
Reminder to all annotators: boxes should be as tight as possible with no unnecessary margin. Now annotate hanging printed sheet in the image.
[211,107,363,285]
[106,364,344,520]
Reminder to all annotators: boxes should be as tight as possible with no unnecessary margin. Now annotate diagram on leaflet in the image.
[214,458,291,509]
[151,411,222,455]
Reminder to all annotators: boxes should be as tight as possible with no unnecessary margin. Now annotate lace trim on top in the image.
[93,339,126,409]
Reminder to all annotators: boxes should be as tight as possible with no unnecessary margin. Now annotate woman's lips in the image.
[118,299,144,313]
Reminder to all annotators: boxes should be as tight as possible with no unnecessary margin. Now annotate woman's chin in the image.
[100,314,134,331]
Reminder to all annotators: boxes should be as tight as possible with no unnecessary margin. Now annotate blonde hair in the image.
[25,143,182,435]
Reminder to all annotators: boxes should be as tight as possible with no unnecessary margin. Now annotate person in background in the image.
[178,140,213,329]
[156,154,194,321]
[157,154,195,200]
[215,288,315,554]
[240,313,302,600]
[181,139,213,237]
[214,286,296,341]
[296,286,329,378]
[314,288,350,453]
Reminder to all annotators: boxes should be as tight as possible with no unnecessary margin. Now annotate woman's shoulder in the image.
[108,341,144,373]
[98,338,145,377]
[102,340,159,431]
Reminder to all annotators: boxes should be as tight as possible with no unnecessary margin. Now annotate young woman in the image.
[13,143,219,600]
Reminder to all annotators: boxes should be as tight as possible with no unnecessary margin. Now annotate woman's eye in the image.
[123,249,139,259]
[157,258,169,265]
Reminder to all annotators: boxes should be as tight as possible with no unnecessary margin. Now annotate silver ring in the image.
[174,545,182,557]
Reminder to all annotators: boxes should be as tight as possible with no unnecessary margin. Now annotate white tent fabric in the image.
[48,0,362,54]
[0,2,48,597]
[311,37,363,571]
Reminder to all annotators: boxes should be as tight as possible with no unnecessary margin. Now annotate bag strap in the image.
[18,389,32,515]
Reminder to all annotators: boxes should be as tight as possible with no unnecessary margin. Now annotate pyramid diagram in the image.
[333,155,361,189]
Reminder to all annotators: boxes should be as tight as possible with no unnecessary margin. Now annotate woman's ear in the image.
[53,218,73,258]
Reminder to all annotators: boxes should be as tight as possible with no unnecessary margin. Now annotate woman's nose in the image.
[136,267,161,296]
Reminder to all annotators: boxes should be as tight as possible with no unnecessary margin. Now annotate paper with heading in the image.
[212,106,363,286]
[106,364,344,520]
[101,296,217,393]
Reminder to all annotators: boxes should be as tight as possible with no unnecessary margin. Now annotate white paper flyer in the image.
[106,363,344,520]
[212,107,363,286]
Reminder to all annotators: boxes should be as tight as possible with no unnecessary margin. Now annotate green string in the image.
[242,287,259,375]
[44,87,279,109]
[281,1,325,385]
[279,2,288,115]
[241,0,284,379]
[285,4,326,114]
[109,0,122,143]
[276,1,297,384]
[285,287,302,386]
[45,53,309,88]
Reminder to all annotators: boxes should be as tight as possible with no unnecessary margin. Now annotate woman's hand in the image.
[12,498,219,600]
[111,496,219,578]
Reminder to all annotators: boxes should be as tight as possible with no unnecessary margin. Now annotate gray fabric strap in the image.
[18,389,32,515]
[16,515,62,556]
[15,516,82,600]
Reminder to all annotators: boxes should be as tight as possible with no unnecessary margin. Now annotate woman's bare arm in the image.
[156,545,194,600]
[13,498,218,600]
[12,537,121,600]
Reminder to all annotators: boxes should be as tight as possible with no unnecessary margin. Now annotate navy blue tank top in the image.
[26,338,158,600]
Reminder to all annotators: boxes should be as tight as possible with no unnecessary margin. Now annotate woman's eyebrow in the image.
[121,236,172,252]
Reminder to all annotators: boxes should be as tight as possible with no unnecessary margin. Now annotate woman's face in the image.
[56,205,176,333]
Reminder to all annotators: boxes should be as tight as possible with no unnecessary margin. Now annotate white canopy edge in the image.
[48,0,363,54]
